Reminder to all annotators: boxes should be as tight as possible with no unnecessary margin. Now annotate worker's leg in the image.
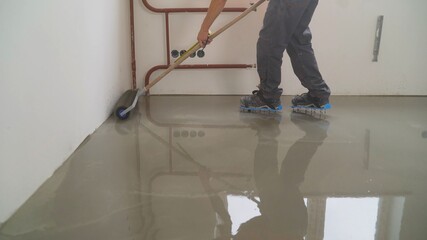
[287,0,330,103]
[256,0,313,100]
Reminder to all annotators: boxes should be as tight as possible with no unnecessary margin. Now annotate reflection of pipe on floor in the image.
[364,129,371,170]
[144,95,250,129]
[422,131,427,139]
[141,124,255,200]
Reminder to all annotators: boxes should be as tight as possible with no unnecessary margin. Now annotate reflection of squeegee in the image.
[114,0,267,120]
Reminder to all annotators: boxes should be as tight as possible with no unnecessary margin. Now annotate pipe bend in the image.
[141,0,246,13]
[145,64,255,87]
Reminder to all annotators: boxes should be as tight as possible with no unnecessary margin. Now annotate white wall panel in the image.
[0,0,131,223]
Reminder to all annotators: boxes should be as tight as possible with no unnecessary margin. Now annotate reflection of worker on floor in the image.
[234,113,329,240]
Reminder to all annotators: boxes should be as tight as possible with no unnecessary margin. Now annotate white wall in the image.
[135,0,427,95]
[0,0,131,223]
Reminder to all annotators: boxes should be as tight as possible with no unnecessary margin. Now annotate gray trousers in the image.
[257,0,331,100]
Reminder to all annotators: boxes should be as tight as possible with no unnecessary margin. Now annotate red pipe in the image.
[141,0,253,88]
[165,13,171,65]
[130,0,137,90]
[141,0,246,13]
[145,64,255,87]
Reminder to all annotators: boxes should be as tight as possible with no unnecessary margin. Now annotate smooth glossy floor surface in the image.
[1,96,427,240]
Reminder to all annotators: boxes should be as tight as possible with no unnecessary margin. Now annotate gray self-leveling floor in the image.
[1,96,427,240]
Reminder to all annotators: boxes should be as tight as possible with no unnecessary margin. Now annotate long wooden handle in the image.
[209,0,266,40]
[144,0,266,92]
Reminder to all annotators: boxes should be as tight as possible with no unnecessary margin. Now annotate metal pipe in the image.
[165,13,171,65]
[373,15,384,62]
[130,0,137,89]
[145,64,255,87]
[141,0,254,89]
[141,0,246,13]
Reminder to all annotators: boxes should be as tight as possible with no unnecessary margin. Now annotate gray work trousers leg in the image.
[257,0,331,100]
